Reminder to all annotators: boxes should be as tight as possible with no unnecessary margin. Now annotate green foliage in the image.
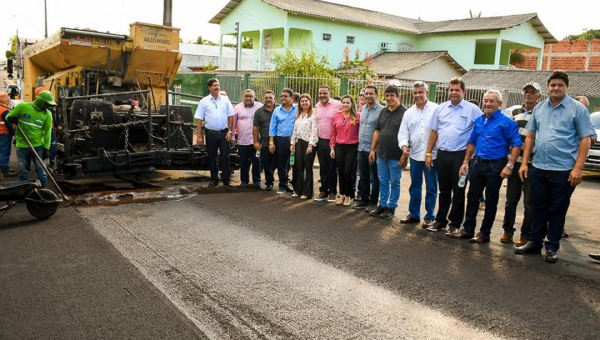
[565,29,600,41]
[336,47,377,80]
[270,49,335,78]
[194,36,218,45]
[5,36,17,58]
[509,51,524,65]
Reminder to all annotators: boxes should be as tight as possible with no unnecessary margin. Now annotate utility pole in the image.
[163,0,173,26]
[235,22,240,72]
[44,0,48,38]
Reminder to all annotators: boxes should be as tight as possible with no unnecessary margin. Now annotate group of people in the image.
[195,71,599,263]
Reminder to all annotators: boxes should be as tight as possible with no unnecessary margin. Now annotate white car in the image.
[584,112,600,171]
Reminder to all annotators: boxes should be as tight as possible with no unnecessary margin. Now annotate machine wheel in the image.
[26,189,59,219]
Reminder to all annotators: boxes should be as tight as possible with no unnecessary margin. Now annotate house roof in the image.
[209,0,557,42]
[415,13,557,43]
[369,51,466,77]
[462,69,600,97]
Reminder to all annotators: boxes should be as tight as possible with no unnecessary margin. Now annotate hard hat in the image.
[36,90,57,106]
[34,87,46,97]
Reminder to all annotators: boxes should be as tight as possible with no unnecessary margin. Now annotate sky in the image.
[2,0,597,53]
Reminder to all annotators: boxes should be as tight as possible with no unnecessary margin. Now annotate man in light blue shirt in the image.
[398,81,439,227]
[269,88,297,194]
[195,78,235,186]
[515,70,595,263]
[354,85,383,211]
[425,77,482,233]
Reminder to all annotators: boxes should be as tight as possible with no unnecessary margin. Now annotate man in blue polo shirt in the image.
[449,90,522,243]
[268,88,296,194]
[195,78,235,186]
[515,70,595,263]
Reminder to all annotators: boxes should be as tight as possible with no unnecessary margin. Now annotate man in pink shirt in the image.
[232,89,263,187]
[314,85,342,203]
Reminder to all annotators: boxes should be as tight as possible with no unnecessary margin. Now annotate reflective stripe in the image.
[19,120,43,129]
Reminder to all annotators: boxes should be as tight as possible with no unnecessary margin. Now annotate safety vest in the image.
[0,109,9,135]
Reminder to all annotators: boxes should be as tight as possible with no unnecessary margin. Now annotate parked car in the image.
[584,112,600,171]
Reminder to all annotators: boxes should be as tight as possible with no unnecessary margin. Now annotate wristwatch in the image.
[506,163,514,170]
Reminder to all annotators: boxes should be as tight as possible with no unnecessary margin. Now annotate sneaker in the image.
[276,188,286,194]
[314,192,327,201]
[500,233,514,244]
[427,221,446,232]
[365,204,377,213]
[544,249,558,263]
[380,208,395,219]
[327,193,337,203]
[343,196,352,206]
[422,219,434,228]
[335,195,344,205]
[369,206,385,217]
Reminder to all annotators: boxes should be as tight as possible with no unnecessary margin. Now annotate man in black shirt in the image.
[253,90,277,191]
[368,85,406,218]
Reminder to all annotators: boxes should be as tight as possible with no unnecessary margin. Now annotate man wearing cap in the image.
[500,82,541,246]
[34,87,60,168]
[6,90,55,187]
[0,92,15,176]
[515,70,596,263]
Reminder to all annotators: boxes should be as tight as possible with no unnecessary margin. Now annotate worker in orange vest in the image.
[0,92,15,175]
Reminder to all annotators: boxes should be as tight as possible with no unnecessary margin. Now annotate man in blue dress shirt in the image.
[450,90,522,242]
[515,70,595,263]
[268,88,297,194]
[195,78,235,186]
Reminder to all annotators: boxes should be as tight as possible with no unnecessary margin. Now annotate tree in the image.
[336,47,377,79]
[270,49,335,78]
[565,29,600,41]
[5,35,17,59]
[194,36,218,45]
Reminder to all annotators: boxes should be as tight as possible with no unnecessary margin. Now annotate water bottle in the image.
[290,152,295,166]
[458,171,468,188]
[256,149,261,158]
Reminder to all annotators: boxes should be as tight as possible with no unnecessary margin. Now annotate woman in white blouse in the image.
[290,94,319,199]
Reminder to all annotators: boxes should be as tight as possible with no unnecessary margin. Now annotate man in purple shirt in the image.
[233,89,263,187]
[314,85,342,203]
[425,77,482,234]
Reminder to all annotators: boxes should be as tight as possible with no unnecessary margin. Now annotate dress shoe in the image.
[365,204,377,213]
[291,192,299,198]
[327,193,337,202]
[314,192,327,201]
[588,253,600,261]
[515,238,529,247]
[448,229,474,239]
[380,208,395,219]
[222,180,231,186]
[300,195,308,199]
[469,233,491,243]
[369,206,385,217]
[544,249,558,263]
[400,215,420,224]
[426,221,446,232]
[422,219,434,228]
[562,229,569,238]
[265,184,273,191]
[208,181,218,187]
[500,233,514,244]
[353,201,369,209]
[514,241,542,255]
[445,226,460,237]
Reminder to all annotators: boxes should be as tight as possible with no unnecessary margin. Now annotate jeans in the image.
[376,157,402,210]
[275,136,291,190]
[435,149,466,228]
[317,137,337,194]
[462,158,505,237]
[238,144,261,185]
[357,150,379,205]
[260,145,276,186]
[17,146,47,188]
[408,157,438,221]
[293,139,316,198]
[529,166,572,252]
[502,161,533,238]
[206,129,230,183]
[335,144,358,197]
[0,134,11,174]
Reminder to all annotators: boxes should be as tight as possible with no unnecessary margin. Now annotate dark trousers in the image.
[238,144,261,185]
[317,137,337,194]
[261,145,276,186]
[293,139,316,198]
[275,136,291,190]
[357,150,379,205]
[435,149,466,227]
[502,161,533,238]
[206,129,230,183]
[463,158,505,236]
[335,144,358,197]
[529,166,572,251]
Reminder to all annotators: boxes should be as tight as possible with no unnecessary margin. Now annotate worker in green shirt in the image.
[6,90,56,187]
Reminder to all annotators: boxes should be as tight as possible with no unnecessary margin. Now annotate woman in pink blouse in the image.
[290,94,319,199]
[330,95,360,206]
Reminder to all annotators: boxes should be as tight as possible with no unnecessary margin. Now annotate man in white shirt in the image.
[398,81,439,228]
